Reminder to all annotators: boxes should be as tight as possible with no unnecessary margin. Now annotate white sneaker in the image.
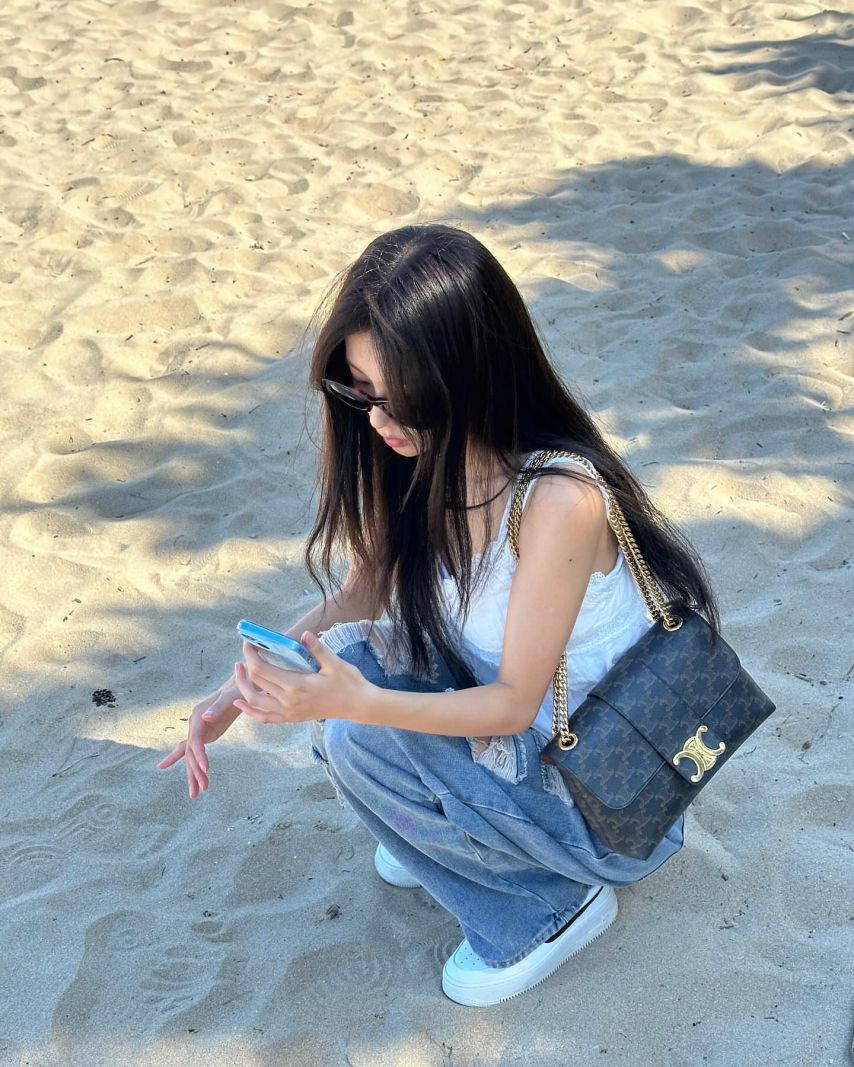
[442,885,618,1007]
[373,843,421,888]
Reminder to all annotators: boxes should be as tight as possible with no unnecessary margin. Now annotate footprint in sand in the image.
[116,180,161,207]
[54,793,120,849]
[226,829,327,906]
[138,945,207,1016]
[51,910,225,1041]
[299,779,340,804]
[281,938,392,1001]
[0,841,64,897]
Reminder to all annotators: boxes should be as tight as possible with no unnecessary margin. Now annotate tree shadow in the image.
[4,149,852,1065]
[702,21,854,97]
[4,151,848,704]
[458,153,849,470]
[8,156,851,559]
[4,336,326,560]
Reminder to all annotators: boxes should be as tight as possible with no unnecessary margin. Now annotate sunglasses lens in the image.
[323,380,371,411]
[321,379,399,421]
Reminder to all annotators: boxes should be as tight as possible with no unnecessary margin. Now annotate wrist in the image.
[349,677,384,725]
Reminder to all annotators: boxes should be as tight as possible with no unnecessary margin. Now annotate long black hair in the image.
[304,223,717,686]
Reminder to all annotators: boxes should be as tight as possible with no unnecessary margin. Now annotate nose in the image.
[368,404,392,431]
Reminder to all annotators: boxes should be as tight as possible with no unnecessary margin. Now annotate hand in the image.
[233,631,373,725]
[157,673,243,797]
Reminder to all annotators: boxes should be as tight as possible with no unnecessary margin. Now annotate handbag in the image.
[507,449,776,860]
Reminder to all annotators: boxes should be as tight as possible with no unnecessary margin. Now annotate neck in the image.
[465,445,524,507]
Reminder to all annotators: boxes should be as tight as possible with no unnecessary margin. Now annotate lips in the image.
[382,436,407,446]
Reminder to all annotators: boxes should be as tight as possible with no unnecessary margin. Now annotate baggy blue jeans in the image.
[309,626,684,969]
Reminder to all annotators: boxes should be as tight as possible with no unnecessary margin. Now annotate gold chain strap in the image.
[507,450,683,750]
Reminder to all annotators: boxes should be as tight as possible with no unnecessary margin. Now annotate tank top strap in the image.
[495,474,518,539]
[517,452,613,522]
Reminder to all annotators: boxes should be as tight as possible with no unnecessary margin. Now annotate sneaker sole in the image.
[441,886,618,1007]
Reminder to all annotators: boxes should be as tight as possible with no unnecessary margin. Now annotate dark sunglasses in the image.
[321,378,397,420]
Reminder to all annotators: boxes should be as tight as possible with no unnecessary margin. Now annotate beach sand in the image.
[0,0,851,1063]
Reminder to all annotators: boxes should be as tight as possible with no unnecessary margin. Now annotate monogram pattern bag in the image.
[507,450,776,860]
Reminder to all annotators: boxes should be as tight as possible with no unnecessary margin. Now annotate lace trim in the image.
[319,618,440,682]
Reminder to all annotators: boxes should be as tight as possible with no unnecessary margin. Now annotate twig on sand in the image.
[51,751,99,778]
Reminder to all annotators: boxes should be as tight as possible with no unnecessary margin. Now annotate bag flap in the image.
[587,612,742,779]
[550,697,665,807]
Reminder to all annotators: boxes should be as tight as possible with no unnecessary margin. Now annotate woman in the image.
[159,223,717,1006]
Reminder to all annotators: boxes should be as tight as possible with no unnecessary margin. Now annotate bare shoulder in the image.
[523,464,606,520]
[515,464,607,555]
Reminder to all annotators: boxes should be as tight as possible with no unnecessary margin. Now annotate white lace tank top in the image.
[438,453,655,738]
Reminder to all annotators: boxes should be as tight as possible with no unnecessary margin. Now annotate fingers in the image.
[234,662,281,711]
[234,701,276,724]
[241,641,305,694]
[240,640,276,687]
[185,745,208,797]
[234,662,256,706]
[235,691,284,722]
[186,716,211,794]
[233,696,275,722]
[157,743,185,770]
[231,664,279,722]
[186,756,199,799]
[299,630,327,667]
[157,740,205,798]
[234,646,324,724]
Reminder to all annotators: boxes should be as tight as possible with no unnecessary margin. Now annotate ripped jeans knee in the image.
[466,735,527,783]
[308,717,351,810]
[466,730,576,808]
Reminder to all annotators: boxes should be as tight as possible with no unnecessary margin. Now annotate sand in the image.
[0,0,852,1063]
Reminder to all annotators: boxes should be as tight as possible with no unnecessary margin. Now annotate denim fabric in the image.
[310,630,684,969]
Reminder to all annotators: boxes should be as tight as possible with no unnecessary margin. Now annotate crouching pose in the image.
[159,223,716,1006]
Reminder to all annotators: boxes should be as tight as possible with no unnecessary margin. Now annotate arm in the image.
[355,473,609,736]
[158,567,382,797]
[283,565,379,641]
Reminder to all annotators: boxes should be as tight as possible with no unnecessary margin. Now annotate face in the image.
[343,331,420,456]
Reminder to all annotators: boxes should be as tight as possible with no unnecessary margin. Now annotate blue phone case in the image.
[237,620,320,673]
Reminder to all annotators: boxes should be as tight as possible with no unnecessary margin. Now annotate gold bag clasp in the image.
[673,725,726,783]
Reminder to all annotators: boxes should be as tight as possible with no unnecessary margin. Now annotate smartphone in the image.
[236,620,320,673]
